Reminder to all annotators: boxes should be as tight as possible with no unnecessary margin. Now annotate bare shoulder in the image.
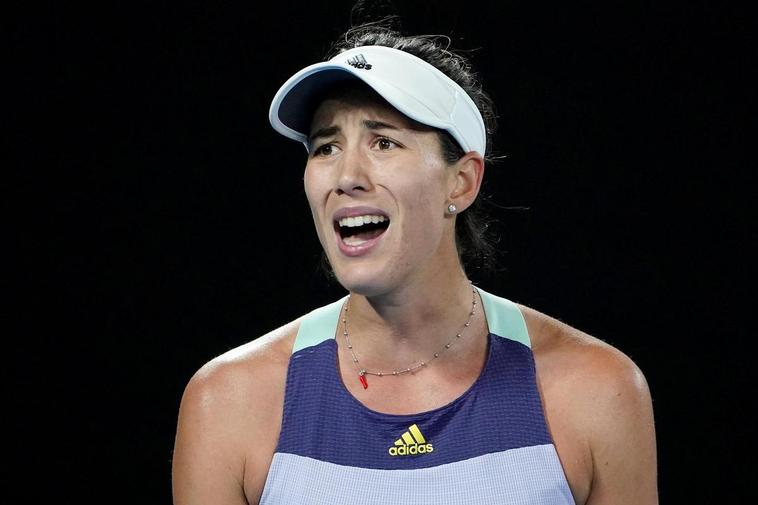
[172,319,301,505]
[516,302,651,405]
[519,305,646,388]
[517,303,658,504]
[182,318,299,419]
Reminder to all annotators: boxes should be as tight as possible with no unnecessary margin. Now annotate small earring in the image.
[447,203,457,214]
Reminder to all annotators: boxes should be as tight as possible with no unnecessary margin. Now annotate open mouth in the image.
[335,214,390,246]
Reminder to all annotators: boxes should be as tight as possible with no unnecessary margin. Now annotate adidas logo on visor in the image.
[346,54,372,70]
[388,424,434,456]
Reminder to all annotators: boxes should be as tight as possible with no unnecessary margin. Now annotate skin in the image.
[172,96,658,505]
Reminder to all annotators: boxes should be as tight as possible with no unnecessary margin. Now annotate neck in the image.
[343,266,480,370]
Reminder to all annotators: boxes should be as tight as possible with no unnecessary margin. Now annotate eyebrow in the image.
[363,119,399,131]
[308,125,340,144]
[307,120,401,144]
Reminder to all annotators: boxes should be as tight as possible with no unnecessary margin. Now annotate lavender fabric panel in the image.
[261,445,575,505]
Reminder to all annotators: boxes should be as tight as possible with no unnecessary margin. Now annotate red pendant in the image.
[359,373,368,389]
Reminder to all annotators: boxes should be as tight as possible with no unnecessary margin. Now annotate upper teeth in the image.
[338,215,387,227]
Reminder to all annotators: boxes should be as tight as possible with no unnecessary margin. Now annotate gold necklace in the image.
[341,283,478,389]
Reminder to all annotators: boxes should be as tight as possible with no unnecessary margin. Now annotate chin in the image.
[331,262,395,297]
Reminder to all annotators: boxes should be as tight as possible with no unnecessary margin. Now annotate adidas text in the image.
[388,444,434,456]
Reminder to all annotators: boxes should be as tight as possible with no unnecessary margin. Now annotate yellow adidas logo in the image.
[388,424,434,456]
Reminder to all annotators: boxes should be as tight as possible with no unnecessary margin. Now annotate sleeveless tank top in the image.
[260,288,575,504]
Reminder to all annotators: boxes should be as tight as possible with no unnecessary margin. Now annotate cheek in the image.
[398,173,448,239]
[303,166,341,252]
[303,165,314,198]
[407,164,449,213]
[303,166,326,212]
[415,161,451,240]
[303,167,327,238]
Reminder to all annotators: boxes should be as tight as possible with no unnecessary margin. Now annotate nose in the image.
[336,145,373,196]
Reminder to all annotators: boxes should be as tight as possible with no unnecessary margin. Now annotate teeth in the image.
[338,215,387,228]
[343,235,367,246]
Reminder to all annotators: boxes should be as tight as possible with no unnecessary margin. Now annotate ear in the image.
[447,152,485,212]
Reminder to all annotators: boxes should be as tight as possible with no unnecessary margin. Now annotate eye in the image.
[311,143,340,158]
[373,137,400,151]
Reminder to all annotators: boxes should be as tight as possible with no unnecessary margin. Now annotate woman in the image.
[172,24,658,505]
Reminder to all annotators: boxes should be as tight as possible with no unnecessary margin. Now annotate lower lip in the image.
[335,227,387,257]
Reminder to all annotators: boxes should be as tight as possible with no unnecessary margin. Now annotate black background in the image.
[10,0,753,502]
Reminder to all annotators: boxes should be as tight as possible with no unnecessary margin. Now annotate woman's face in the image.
[304,96,460,297]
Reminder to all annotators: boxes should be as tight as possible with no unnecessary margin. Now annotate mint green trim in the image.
[292,289,530,354]
[292,297,347,353]
[475,287,531,348]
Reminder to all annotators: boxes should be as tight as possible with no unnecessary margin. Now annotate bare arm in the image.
[521,303,658,504]
[171,326,293,505]
[584,353,658,504]
[172,364,249,505]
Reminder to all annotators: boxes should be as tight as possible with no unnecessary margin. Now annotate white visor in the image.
[268,45,486,157]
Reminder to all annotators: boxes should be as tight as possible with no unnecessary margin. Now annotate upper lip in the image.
[332,206,390,223]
